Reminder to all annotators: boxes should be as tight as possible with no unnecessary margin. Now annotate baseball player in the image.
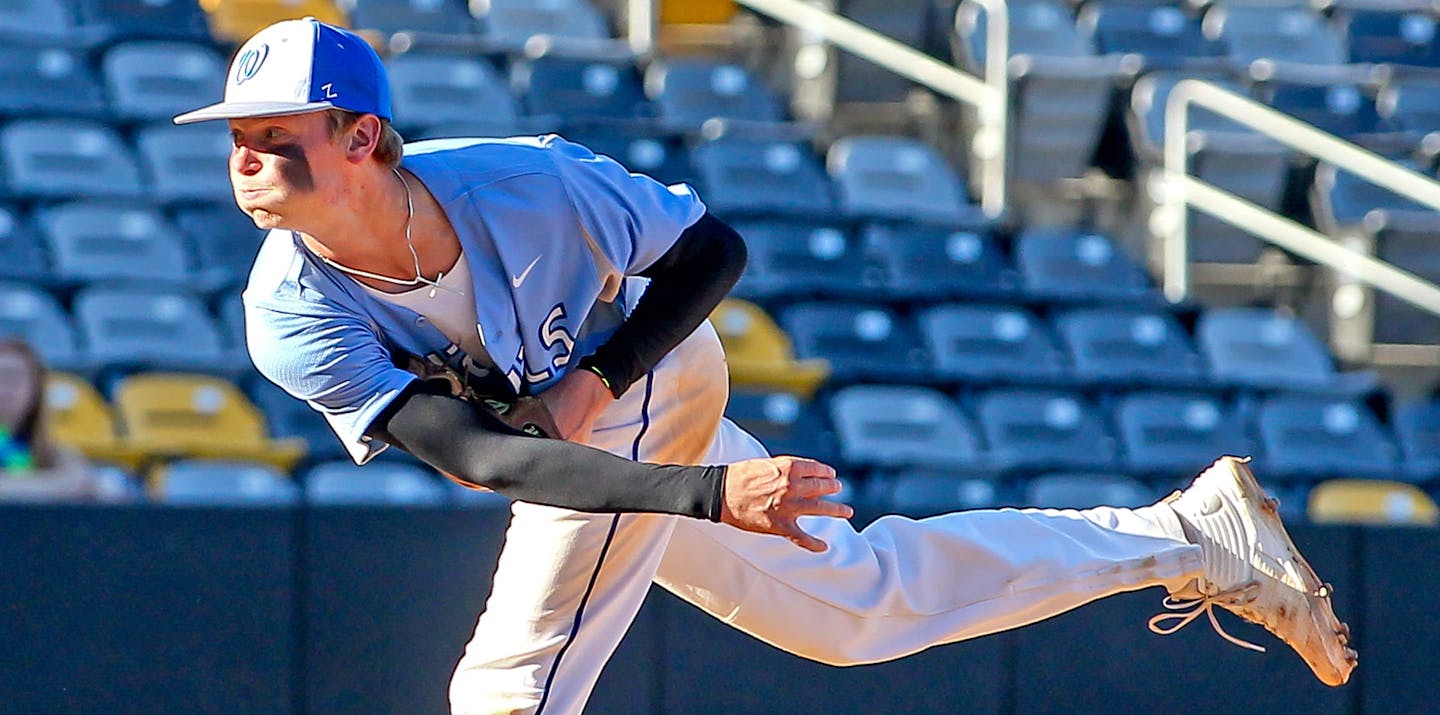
[176,19,1356,714]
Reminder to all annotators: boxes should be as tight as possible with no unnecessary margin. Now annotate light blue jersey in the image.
[243,135,707,464]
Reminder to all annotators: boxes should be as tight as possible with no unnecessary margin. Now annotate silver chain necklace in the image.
[318,168,464,299]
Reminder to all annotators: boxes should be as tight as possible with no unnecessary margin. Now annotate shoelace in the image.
[1147,582,1266,652]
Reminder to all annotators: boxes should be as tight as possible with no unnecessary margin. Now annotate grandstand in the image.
[0,0,1437,713]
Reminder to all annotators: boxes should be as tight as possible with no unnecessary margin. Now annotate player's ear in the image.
[344,113,383,163]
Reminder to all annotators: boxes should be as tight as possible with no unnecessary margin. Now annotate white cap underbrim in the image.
[172,100,337,125]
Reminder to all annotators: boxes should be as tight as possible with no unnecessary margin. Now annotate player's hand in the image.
[719,456,853,553]
[538,367,611,443]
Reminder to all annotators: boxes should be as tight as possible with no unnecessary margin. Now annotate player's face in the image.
[228,113,350,230]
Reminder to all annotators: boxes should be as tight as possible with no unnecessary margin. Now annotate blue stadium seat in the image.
[342,0,479,42]
[780,302,931,383]
[953,0,1096,63]
[75,0,212,43]
[102,41,229,123]
[829,385,983,470]
[1128,71,1252,160]
[474,0,613,51]
[1392,397,1440,481]
[1376,72,1440,138]
[156,459,299,506]
[218,293,248,366]
[827,0,927,106]
[691,137,835,218]
[1312,161,1428,226]
[513,53,652,125]
[1023,473,1157,509]
[1013,228,1154,303]
[0,0,84,45]
[1195,307,1356,391]
[0,207,53,286]
[866,470,1004,518]
[37,202,192,287]
[0,120,145,200]
[826,135,980,225]
[0,283,81,370]
[917,303,1068,385]
[1337,5,1440,67]
[974,388,1118,472]
[0,45,108,119]
[1255,393,1400,481]
[1204,3,1349,69]
[723,389,838,464]
[563,125,696,187]
[174,204,266,293]
[1053,307,1206,386]
[1252,64,1397,139]
[861,222,1016,301]
[387,53,520,136]
[73,286,229,372]
[1115,391,1252,476]
[305,460,448,506]
[646,58,786,131]
[727,221,881,301]
[248,376,351,463]
[136,123,233,205]
[1077,2,1225,70]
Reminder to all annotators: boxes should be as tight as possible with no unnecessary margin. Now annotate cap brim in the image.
[173,100,336,125]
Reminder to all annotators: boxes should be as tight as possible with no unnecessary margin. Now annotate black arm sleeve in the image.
[369,382,727,520]
[576,212,747,398]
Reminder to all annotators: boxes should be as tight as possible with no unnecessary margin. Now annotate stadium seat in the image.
[1013,228,1154,303]
[1377,72,1440,139]
[115,372,307,470]
[174,204,266,293]
[304,460,448,506]
[709,299,829,397]
[200,0,349,44]
[0,45,109,120]
[0,0,84,44]
[76,0,213,43]
[953,0,1096,63]
[248,376,351,462]
[829,385,983,470]
[0,120,145,201]
[1251,64,1397,140]
[102,41,229,123]
[1195,307,1352,391]
[37,202,193,287]
[1392,397,1440,481]
[473,0,613,50]
[1023,473,1156,509]
[1204,3,1349,69]
[1052,307,1206,386]
[826,135,979,225]
[563,125,697,187]
[861,221,1016,302]
[1128,71,1252,160]
[917,303,1068,385]
[1255,393,1400,481]
[1308,479,1439,525]
[1077,2,1225,69]
[136,123,234,204]
[779,302,930,383]
[513,53,652,125]
[867,470,1003,518]
[727,220,881,301]
[0,283,82,371]
[723,389,839,464]
[1336,3,1440,67]
[1114,391,1252,476]
[691,137,835,218]
[0,207,53,286]
[73,286,230,373]
[153,459,299,505]
[341,0,478,42]
[646,58,786,131]
[386,53,520,136]
[825,0,927,106]
[46,371,147,468]
[974,388,1118,472]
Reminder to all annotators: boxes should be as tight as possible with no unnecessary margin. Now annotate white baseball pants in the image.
[448,324,1206,715]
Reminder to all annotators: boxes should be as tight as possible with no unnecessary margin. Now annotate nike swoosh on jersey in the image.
[511,254,543,288]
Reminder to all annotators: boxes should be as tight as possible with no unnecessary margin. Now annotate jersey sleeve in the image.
[245,298,417,465]
[547,136,707,277]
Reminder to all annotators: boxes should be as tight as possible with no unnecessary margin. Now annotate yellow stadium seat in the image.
[1308,479,1439,526]
[711,299,829,398]
[200,0,349,44]
[115,373,307,472]
[661,0,736,25]
[46,373,148,468]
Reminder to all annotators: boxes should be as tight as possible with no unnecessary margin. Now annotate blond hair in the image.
[325,109,404,169]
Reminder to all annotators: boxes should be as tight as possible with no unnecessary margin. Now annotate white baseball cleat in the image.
[1149,455,1358,686]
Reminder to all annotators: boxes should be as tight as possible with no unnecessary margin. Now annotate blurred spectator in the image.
[0,338,103,502]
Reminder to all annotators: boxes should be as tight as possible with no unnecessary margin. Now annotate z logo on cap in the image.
[235,44,269,85]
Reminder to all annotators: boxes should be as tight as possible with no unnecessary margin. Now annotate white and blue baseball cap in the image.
[173,17,391,125]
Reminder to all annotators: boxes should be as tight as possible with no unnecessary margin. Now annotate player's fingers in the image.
[777,518,828,553]
[781,458,837,480]
[796,497,853,520]
[793,475,843,498]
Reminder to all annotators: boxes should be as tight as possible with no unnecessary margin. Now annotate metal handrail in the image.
[627,0,1010,218]
[1161,79,1440,317]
